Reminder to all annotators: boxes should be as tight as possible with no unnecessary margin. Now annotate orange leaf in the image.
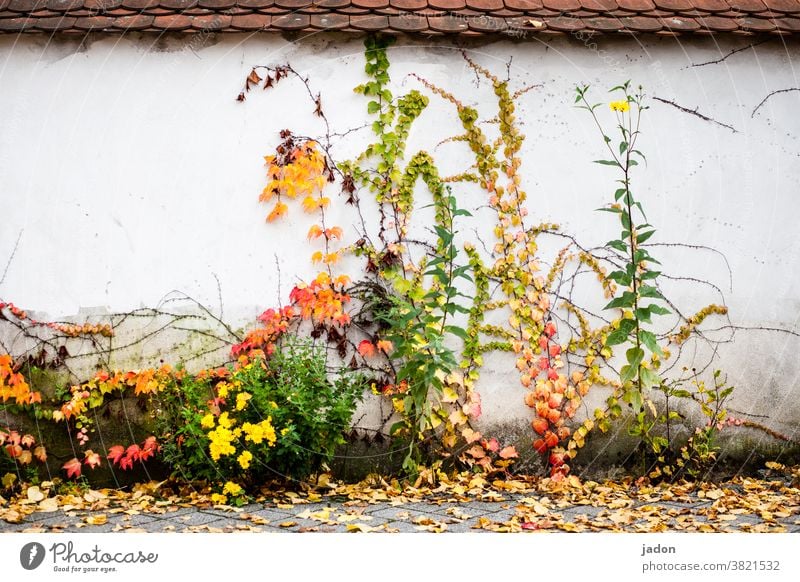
[33,446,47,463]
[126,444,141,462]
[461,427,482,444]
[311,251,324,264]
[84,450,101,469]
[18,450,32,465]
[376,340,394,355]
[326,226,343,240]
[307,225,324,240]
[357,340,376,358]
[499,445,519,459]
[267,201,288,223]
[63,457,82,479]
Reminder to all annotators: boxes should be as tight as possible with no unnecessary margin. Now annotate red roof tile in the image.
[1,0,798,33]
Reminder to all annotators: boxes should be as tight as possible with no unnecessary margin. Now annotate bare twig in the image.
[0,229,23,288]
[687,40,770,69]
[751,88,800,118]
[652,96,738,134]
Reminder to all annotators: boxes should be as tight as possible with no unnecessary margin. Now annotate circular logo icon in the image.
[20,542,46,570]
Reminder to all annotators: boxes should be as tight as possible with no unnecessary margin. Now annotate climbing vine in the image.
[1,37,796,497]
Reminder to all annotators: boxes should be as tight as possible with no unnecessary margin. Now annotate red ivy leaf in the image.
[63,457,82,479]
[107,445,125,465]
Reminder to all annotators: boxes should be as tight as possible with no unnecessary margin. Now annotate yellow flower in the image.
[236,392,252,411]
[610,100,630,112]
[211,493,227,505]
[217,412,233,429]
[200,413,215,429]
[238,450,253,469]
[223,482,243,496]
[207,425,236,460]
[217,382,230,399]
[242,418,277,447]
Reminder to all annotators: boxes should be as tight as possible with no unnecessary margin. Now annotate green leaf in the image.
[640,367,661,389]
[620,364,637,384]
[635,306,652,324]
[606,319,636,345]
[444,325,469,341]
[647,304,671,316]
[623,388,643,413]
[638,329,663,356]
[594,160,620,167]
[637,230,656,244]
[626,346,645,369]
[638,285,663,299]
[640,271,661,280]
[614,188,626,201]
[367,101,380,114]
[619,141,628,155]
[604,291,636,310]
[607,270,632,286]
[606,239,627,252]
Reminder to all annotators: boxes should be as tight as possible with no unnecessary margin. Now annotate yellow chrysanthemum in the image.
[610,100,630,112]
[223,482,243,496]
[211,493,227,505]
[236,392,252,411]
[242,418,277,447]
[200,413,215,429]
[238,450,253,469]
[217,382,230,399]
[217,412,233,429]
[208,425,236,460]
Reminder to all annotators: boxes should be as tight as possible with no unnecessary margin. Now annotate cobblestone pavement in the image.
[2,490,799,533]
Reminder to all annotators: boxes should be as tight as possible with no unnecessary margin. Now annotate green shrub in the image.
[158,337,365,488]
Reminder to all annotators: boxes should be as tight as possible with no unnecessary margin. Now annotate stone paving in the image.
[2,491,799,533]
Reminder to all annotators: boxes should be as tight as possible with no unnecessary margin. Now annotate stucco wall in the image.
[1,32,799,464]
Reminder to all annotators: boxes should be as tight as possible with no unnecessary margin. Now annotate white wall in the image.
[1,32,799,446]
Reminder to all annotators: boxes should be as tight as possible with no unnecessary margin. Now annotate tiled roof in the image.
[1,0,800,35]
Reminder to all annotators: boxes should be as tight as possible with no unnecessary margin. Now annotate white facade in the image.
[1,32,799,455]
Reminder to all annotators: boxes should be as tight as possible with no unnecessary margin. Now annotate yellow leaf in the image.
[26,486,44,503]
[85,514,108,525]
[442,386,459,403]
[38,498,59,513]
[302,196,318,212]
